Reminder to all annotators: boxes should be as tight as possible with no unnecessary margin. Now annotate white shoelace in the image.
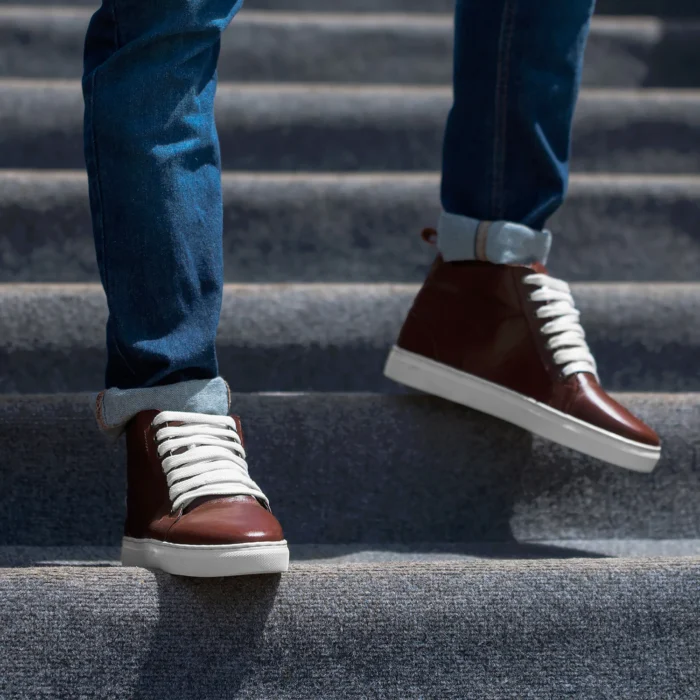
[522,273,598,379]
[152,411,269,513]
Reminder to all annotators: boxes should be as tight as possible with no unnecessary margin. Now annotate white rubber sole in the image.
[384,346,660,473]
[121,537,290,577]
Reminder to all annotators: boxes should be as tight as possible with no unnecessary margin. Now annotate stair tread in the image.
[1,82,700,173]
[3,554,700,572]
[3,540,700,567]
[4,6,700,22]
[2,556,698,700]
[1,281,698,393]
[1,391,698,545]
[2,0,696,14]
[6,78,700,100]
[2,170,699,283]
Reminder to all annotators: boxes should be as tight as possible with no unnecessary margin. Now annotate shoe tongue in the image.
[183,495,256,514]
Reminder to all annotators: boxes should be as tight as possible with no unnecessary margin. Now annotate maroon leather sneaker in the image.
[384,230,661,472]
[120,409,289,577]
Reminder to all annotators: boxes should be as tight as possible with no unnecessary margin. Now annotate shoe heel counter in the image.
[123,410,165,538]
[397,260,450,361]
[396,308,439,361]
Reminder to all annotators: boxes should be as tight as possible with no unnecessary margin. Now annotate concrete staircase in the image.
[1,1,699,698]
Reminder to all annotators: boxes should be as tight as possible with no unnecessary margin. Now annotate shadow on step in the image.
[130,572,281,700]
[289,542,610,561]
[0,540,610,568]
[5,392,689,550]
[256,394,559,544]
[642,21,700,87]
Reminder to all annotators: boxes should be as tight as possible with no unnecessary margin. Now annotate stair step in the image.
[2,170,699,283]
[251,0,700,15]
[1,283,697,393]
[1,392,697,545]
[3,541,700,567]
[2,81,699,173]
[3,9,699,88]
[1,558,698,699]
[0,0,698,14]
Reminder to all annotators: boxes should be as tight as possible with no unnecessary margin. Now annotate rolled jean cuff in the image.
[437,212,552,265]
[93,376,231,440]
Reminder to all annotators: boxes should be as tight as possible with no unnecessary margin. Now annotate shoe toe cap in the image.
[568,374,660,448]
[166,496,285,546]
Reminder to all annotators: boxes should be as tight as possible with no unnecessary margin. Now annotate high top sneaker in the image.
[121,409,289,577]
[384,231,661,472]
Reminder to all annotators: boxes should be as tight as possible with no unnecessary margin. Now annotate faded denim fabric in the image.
[95,377,231,440]
[437,213,552,266]
[83,0,243,431]
[439,0,595,263]
[83,0,243,393]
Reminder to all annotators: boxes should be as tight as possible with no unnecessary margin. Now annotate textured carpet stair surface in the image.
[4,541,700,567]
[1,559,698,699]
[3,171,700,283]
[1,283,698,393]
[1,392,697,545]
[1,0,699,12]
[1,0,699,697]
[3,9,700,88]
[2,546,700,566]
[251,0,700,14]
[2,81,700,173]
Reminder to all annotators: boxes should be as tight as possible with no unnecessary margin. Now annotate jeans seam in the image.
[87,72,108,306]
[88,3,137,383]
[491,0,518,219]
[95,390,109,430]
[111,320,139,382]
[111,0,123,49]
[90,80,138,383]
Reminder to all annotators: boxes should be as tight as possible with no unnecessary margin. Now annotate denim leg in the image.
[83,0,243,434]
[438,0,595,263]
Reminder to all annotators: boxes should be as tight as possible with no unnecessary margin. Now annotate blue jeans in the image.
[83,0,595,435]
[439,0,595,264]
